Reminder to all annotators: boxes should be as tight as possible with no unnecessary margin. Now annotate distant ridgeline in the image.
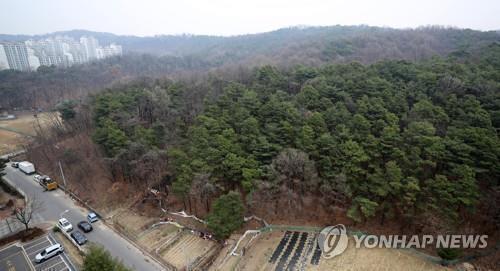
[0,25,499,110]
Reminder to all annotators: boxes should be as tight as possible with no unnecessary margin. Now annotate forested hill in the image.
[2,26,500,63]
[46,44,500,237]
[1,26,499,110]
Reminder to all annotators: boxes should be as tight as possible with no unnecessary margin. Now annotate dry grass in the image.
[112,209,158,239]
[161,231,217,270]
[136,224,181,252]
[316,237,450,271]
[0,112,54,155]
[0,129,25,155]
[214,231,450,271]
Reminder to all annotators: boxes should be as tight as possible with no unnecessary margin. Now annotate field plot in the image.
[136,223,181,252]
[111,209,158,239]
[160,231,217,270]
[214,230,450,271]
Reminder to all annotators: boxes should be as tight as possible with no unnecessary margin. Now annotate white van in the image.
[18,161,35,175]
[35,243,64,263]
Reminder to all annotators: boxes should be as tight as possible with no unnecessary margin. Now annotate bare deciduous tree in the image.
[13,194,43,231]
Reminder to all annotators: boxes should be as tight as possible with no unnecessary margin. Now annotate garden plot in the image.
[160,231,217,270]
[111,209,158,239]
[136,223,181,252]
[214,230,450,271]
[217,230,286,271]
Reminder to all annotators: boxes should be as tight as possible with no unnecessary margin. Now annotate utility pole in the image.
[58,161,67,188]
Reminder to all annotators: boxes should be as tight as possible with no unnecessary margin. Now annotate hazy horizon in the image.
[1,0,499,37]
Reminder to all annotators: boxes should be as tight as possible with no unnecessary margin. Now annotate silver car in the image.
[35,243,64,263]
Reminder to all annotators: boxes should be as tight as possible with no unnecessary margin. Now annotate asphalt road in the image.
[3,164,165,271]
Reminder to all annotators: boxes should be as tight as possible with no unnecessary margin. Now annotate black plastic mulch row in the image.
[269,231,292,263]
[285,232,308,271]
[310,241,322,265]
[275,232,300,271]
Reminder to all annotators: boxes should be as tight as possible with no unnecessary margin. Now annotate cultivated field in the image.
[112,209,158,239]
[136,223,181,252]
[111,209,219,270]
[214,230,450,271]
[160,231,217,270]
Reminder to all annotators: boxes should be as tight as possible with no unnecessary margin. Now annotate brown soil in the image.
[112,209,158,239]
[136,224,181,253]
[0,186,24,220]
[27,133,133,212]
[209,233,241,271]
[0,129,26,155]
[0,112,54,155]
[0,227,45,247]
[214,231,451,271]
[161,231,217,270]
[317,238,450,271]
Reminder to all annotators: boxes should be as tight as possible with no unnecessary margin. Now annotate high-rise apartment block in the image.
[1,42,31,71]
[0,35,122,71]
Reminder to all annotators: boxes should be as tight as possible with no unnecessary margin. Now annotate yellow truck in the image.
[40,176,58,191]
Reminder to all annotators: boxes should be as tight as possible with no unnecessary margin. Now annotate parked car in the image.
[70,230,88,245]
[35,243,64,263]
[18,161,35,174]
[11,162,19,168]
[33,174,42,183]
[87,212,98,223]
[77,221,93,233]
[58,218,73,232]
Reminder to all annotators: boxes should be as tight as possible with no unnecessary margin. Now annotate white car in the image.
[35,243,64,263]
[33,174,42,183]
[58,218,73,232]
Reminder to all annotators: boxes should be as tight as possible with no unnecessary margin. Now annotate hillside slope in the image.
[27,44,500,239]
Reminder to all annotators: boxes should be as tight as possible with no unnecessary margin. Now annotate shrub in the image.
[437,248,462,261]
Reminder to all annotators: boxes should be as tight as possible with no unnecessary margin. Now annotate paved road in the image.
[3,164,165,271]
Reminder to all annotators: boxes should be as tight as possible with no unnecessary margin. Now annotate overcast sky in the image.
[1,0,499,36]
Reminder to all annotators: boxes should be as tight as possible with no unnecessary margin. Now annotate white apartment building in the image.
[27,47,40,70]
[1,42,31,71]
[0,45,9,70]
[2,36,122,71]
[80,36,99,60]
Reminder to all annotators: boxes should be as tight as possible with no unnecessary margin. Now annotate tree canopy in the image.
[84,43,500,236]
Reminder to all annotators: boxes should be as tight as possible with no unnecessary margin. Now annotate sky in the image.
[1,0,499,36]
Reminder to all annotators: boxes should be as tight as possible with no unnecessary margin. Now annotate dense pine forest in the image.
[50,43,499,238]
